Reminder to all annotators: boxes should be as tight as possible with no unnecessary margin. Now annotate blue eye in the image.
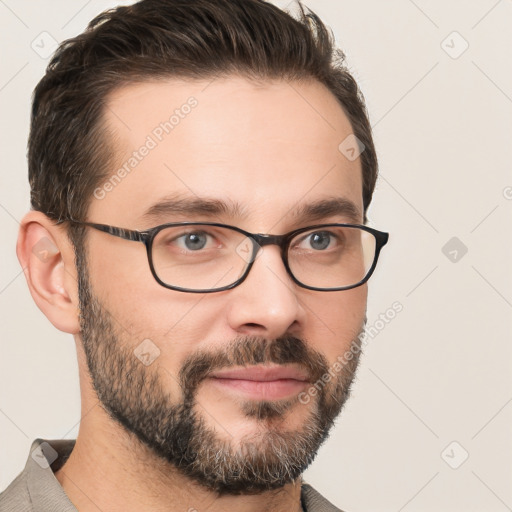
[307,231,332,250]
[295,231,338,251]
[170,231,215,251]
[182,232,208,250]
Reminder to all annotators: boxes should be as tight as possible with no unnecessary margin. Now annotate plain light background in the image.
[1,1,511,510]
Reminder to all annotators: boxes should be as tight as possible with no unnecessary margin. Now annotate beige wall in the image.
[1,1,511,510]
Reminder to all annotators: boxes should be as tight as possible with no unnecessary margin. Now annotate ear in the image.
[16,211,81,334]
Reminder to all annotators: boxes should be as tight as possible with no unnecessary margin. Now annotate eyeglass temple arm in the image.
[71,221,149,243]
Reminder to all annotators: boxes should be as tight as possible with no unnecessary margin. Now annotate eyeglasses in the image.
[69,220,389,293]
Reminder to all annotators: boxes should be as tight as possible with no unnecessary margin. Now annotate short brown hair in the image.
[29,0,378,226]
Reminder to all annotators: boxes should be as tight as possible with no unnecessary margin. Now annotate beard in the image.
[75,242,364,495]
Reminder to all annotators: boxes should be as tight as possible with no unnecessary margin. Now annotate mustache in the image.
[178,335,329,398]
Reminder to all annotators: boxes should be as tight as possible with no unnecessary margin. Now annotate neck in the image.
[55,404,303,512]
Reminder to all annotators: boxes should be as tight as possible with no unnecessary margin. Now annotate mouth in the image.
[207,365,310,401]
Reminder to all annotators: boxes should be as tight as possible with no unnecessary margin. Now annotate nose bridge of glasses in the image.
[247,233,289,261]
[252,233,287,248]
[239,232,296,292]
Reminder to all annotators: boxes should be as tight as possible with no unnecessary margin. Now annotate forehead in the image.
[92,76,363,229]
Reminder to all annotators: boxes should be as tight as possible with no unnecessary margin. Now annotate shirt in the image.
[0,439,344,512]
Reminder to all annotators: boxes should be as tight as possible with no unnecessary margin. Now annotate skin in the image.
[17,76,367,512]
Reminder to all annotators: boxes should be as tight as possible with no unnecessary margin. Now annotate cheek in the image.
[303,284,367,360]
[88,250,222,360]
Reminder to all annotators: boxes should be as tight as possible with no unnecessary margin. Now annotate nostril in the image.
[245,323,262,329]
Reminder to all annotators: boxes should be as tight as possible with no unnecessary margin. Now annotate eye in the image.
[297,230,338,251]
[173,231,215,251]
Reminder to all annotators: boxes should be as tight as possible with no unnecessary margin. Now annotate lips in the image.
[210,365,309,382]
[207,365,310,401]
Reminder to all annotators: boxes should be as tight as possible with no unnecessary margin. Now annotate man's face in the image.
[78,76,367,493]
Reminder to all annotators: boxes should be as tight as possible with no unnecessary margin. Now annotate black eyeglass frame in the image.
[68,220,389,293]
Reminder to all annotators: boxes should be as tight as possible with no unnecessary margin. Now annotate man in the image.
[0,0,388,510]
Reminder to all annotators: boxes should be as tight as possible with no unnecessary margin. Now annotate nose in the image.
[226,244,306,339]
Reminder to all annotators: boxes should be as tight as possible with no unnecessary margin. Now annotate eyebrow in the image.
[290,197,362,224]
[142,195,248,222]
[141,194,363,226]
